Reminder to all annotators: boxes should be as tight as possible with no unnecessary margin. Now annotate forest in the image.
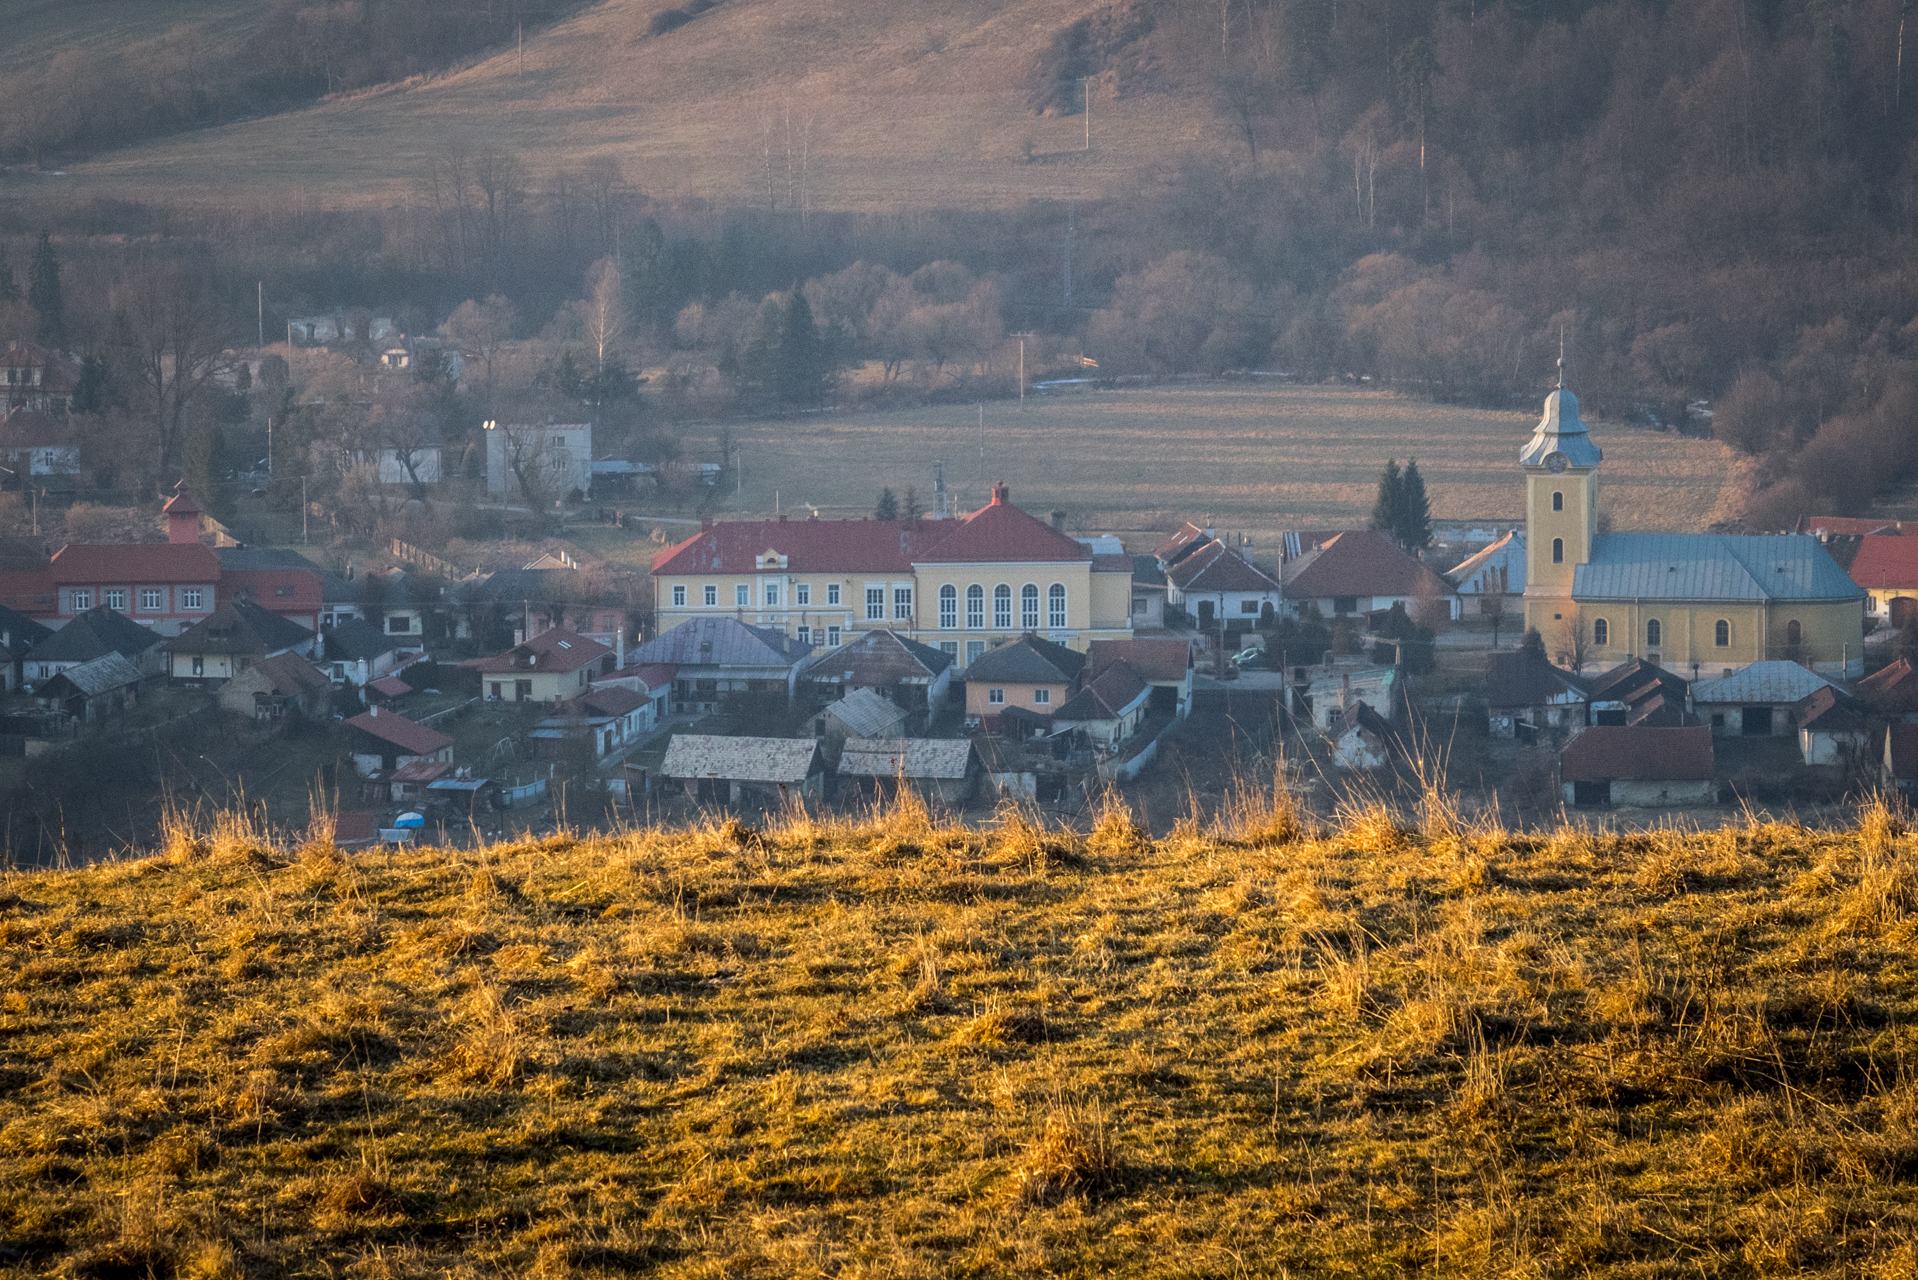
[4,0,1918,528]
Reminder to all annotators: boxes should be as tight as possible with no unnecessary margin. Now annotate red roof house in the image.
[1281,530,1457,623]
[47,542,221,634]
[1859,657,1918,718]
[345,707,453,775]
[1560,725,1715,808]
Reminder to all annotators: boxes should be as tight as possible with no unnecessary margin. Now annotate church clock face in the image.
[1544,452,1569,474]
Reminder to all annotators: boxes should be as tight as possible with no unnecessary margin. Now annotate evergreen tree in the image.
[901,485,923,523]
[27,232,62,346]
[1370,459,1403,537]
[773,288,830,407]
[1519,628,1547,661]
[1397,458,1432,551]
[0,242,18,303]
[874,488,899,521]
[71,355,111,414]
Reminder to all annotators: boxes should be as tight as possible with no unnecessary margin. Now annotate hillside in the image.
[34,0,1225,211]
[3,797,1917,1275]
[0,0,260,80]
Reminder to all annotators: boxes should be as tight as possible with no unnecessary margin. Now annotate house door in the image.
[1196,600,1215,629]
[1572,780,1610,807]
[1742,706,1773,736]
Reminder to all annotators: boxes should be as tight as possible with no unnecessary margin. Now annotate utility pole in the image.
[1011,332,1035,407]
[1083,78,1092,150]
[267,418,272,478]
[1063,204,1074,308]
[257,281,264,349]
[518,22,524,75]
[978,404,986,494]
[302,476,308,545]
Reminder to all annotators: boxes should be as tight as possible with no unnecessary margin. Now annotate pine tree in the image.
[1370,459,1403,537]
[27,232,62,345]
[901,485,923,523]
[1520,628,1547,661]
[774,288,828,407]
[874,488,899,521]
[0,242,18,304]
[1397,458,1432,551]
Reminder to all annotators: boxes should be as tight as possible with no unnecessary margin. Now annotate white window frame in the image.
[965,640,985,665]
[764,582,780,607]
[72,589,92,611]
[939,585,957,629]
[796,583,810,606]
[182,588,204,610]
[893,585,912,621]
[966,585,984,629]
[1048,583,1066,629]
[735,584,750,607]
[673,584,686,607]
[703,584,718,607]
[826,625,841,646]
[988,687,1005,705]
[826,583,841,606]
[1033,688,1051,706]
[796,625,811,645]
[993,584,1012,630]
[1021,584,1039,629]
[865,585,885,622]
[105,589,126,611]
[140,588,163,611]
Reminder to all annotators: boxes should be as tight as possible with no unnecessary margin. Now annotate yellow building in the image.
[649,484,1133,670]
[1520,382,1864,677]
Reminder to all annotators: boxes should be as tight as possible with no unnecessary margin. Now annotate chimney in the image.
[1340,673,1353,711]
[616,626,624,669]
[1050,510,1066,532]
[701,515,713,531]
[990,482,1009,506]
[514,627,525,646]
[370,703,378,717]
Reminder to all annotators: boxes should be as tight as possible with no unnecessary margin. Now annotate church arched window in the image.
[1552,538,1563,564]
[1593,618,1609,646]
[1714,619,1730,647]
[1646,619,1661,647]
[1786,619,1802,648]
[1552,491,1563,512]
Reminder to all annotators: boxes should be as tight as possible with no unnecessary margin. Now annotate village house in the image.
[593,660,677,728]
[168,598,316,686]
[317,616,409,691]
[485,421,592,500]
[1153,521,1217,571]
[1281,529,1457,624]
[217,652,333,725]
[42,542,219,636]
[963,633,1088,729]
[0,603,51,689]
[1689,660,1839,737]
[626,616,815,715]
[1521,379,1862,675]
[1307,666,1399,732]
[0,410,81,489]
[1051,660,1152,747]
[1085,637,1193,720]
[1583,657,1695,728]
[1331,699,1399,769]
[1447,531,1525,617]
[1795,685,1872,767]
[530,685,652,762]
[799,627,954,713]
[1164,539,1285,630]
[1857,657,1918,721]
[649,484,1133,671]
[344,706,453,777]
[1128,555,1168,628]
[465,627,613,704]
[817,686,911,743]
[21,606,166,682]
[1561,725,1716,808]
[1483,649,1589,740]
[660,734,827,805]
[1845,535,1918,629]
[36,652,144,724]
[837,737,982,805]
[0,342,82,416]
[215,548,324,634]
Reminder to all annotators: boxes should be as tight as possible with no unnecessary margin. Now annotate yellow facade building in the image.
[650,485,1133,670]
[1520,383,1864,677]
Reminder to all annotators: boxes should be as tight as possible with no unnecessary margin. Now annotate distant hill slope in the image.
[43,0,1230,211]
[0,0,260,80]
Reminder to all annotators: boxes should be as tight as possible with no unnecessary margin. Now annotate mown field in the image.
[0,0,258,82]
[37,0,1218,211]
[663,383,1740,551]
[3,792,1917,1276]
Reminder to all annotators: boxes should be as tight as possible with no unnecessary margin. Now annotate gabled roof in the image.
[838,737,977,780]
[801,627,952,685]
[822,687,911,738]
[1054,661,1150,722]
[1086,637,1190,684]
[913,485,1091,564]
[320,616,398,662]
[1281,529,1452,601]
[963,633,1086,685]
[1586,657,1689,705]
[628,616,813,670]
[50,542,218,583]
[171,598,314,656]
[1845,535,1918,590]
[238,652,332,696]
[390,759,453,784]
[1154,521,1214,566]
[1166,540,1283,593]
[1130,554,1166,587]
[454,566,592,605]
[616,661,678,693]
[1335,698,1399,748]
[1573,533,1861,602]
[1859,657,1918,715]
[582,685,647,718]
[1796,685,1868,735]
[161,487,203,519]
[0,602,53,651]
[1560,725,1714,782]
[652,517,938,576]
[1690,660,1836,705]
[660,734,823,783]
[465,626,610,675]
[1446,531,1525,594]
[40,652,143,698]
[367,675,413,697]
[345,709,453,756]
[1483,650,1588,708]
[26,607,163,665]
[1626,692,1700,728]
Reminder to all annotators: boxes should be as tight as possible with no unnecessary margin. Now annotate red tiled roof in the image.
[466,626,611,674]
[333,810,378,847]
[1858,657,1918,714]
[161,487,204,518]
[652,517,935,576]
[1559,725,1714,782]
[51,543,219,584]
[1165,540,1283,593]
[248,652,331,695]
[1086,637,1190,684]
[583,685,647,717]
[391,759,452,784]
[345,710,452,756]
[1796,685,1867,734]
[368,675,413,697]
[913,488,1090,564]
[0,410,74,447]
[0,569,56,613]
[1845,535,1918,590]
[626,662,677,692]
[1280,530,1452,601]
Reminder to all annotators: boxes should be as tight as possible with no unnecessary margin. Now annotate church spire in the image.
[1557,327,1565,390]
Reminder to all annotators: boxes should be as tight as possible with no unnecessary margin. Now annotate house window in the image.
[1021,584,1040,629]
[1647,619,1661,647]
[192,655,204,676]
[827,583,841,606]
[866,586,885,621]
[1715,619,1730,647]
[673,585,686,607]
[703,585,717,607]
[988,687,1005,705]
[765,583,779,606]
[893,586,913,620]
[72,590,91,610]
[939,585,957,628]
[1593,618,1609,646]
[940,641,958,656]
[796,626,811,645]
[993,584,1012,629]
[490,682,502,698]
[105,590,125,610]
[552,434,565,447]
[1034,688,1051,705]
[1552,539,1563,564]
[388,615,411,633]
[515,679,533,699]
[1240,599,1260,614]
[1333,596,1357,615]
[827,626,841,645]
[141,589,162,611]
[1133,597,1147,614]
[796,583,810,606]
[967,585,984,628]
[1049,584,1067,628]
[187,589,208,609]
[1552,491,1563,511]
[1787,619,1802,648]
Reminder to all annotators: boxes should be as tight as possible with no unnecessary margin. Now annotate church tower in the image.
[1520,365,1601,641]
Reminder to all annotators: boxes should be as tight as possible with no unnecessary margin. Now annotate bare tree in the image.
[580,258,625,374]
[1555,615,1590,673]
[497,421,558,514]
[443,294,516,404]
[110,264,232,487]
[580,157,624,256]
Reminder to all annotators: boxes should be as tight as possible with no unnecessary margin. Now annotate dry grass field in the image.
[4,793,1918,1276]
[0,0,258,82]
[685,383,1740,547]
[41,0,1227,211]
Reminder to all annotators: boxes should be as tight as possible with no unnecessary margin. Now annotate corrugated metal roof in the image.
[823,688,910,738]
[1689,660,1836,705]
[1517,388,1603,468]
[42,651,143,697]
[1573,534,1861,602]
[838,737,977,780]
[1447,531,1525,595]
[660,735,821,783]
[627,617,812,670]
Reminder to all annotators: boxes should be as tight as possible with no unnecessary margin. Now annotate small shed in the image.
[1560,725,1716,808]
[36,652,143,723]
[837,737,981,805]
[389,758,453,802]
[1331,700,1398,769]
[1307,667,1398,732]
[1796,685,1870,767]
[1690,661,1837,737]
[218,653,332,724]
[818,687,910,742]
[1884,724,1918,797]
[344,706,454,777]
[1483,650,1588,740]
[1051,662,1152,746]
[660,734,827,805]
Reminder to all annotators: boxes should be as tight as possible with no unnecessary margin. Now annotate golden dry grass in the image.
[4,796,1918,1275]
[695,383,1737,542]
[0,0,259,81]
[50,0,1226,212]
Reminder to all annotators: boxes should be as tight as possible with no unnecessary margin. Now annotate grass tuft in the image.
[1013,1098,1117,1205]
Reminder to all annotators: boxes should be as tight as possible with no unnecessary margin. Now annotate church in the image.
[1520,381,1864,679]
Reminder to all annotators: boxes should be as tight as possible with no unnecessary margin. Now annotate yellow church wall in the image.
[1561,599,1863,675]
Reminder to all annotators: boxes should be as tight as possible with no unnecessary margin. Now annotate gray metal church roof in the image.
[1573,533,1862,602]
[1518,388,1604,469]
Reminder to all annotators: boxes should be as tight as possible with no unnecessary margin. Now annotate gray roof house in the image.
[800,628,954,711]
[660,734,827,804]
[1689,660,1839,738]
[36,652,145,722]
[837,736,981,805]
[629,617,816,714]
[23,607,166,682]
[818,686,911,741]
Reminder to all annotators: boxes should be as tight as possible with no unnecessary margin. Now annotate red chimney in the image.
[990,482,1009,506]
